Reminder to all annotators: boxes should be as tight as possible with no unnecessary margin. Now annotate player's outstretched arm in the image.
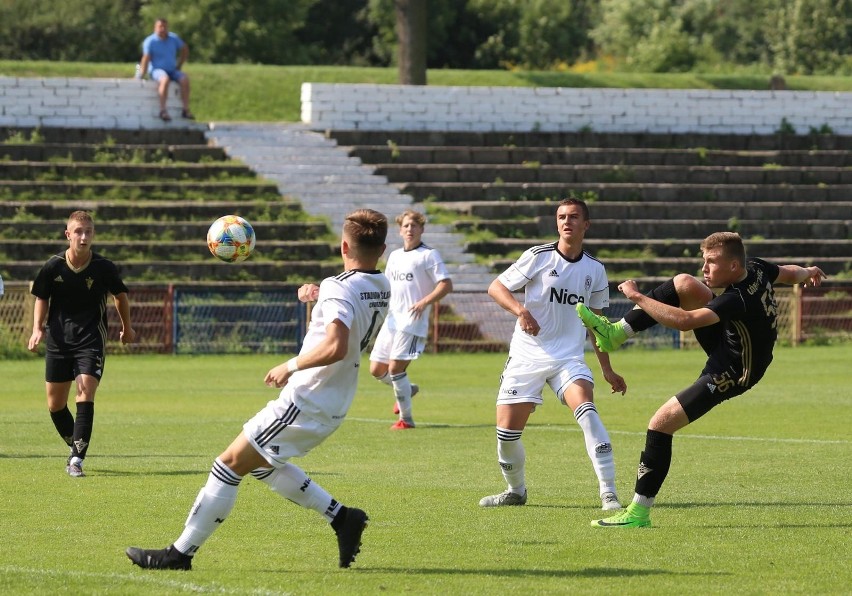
[776,265,826,287]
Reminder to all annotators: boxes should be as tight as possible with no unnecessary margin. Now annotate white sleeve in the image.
[318,279,355,328]
[497,248,538,292]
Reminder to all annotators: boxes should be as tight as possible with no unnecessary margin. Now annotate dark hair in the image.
[700,232,746,266]
[557,196,590,220]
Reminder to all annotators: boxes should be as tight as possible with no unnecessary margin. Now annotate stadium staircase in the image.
[203,123,505,350]
[0,126,340,284]
[331,130,852,278]
[328,129,852,342]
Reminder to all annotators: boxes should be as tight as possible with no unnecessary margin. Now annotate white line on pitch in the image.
[0,565,289,596]
[348,417,849,445]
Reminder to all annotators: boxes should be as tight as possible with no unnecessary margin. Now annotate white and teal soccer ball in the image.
[206,215,256,263]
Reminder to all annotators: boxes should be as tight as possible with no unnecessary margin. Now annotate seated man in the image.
[138,18,194,121]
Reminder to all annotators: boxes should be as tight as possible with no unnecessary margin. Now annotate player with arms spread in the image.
[578,231,826,528]
[126,209,390,570]
[370,210,453,429]
[480,198,628,511]
[28,210,136,478]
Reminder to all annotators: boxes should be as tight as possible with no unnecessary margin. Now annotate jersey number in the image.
[360,310,383,351]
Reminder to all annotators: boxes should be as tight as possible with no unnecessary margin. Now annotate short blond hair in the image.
[395,210,426,227]
[700,232,746,266]
[67,210,94,226]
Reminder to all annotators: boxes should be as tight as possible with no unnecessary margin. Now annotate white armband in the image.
[286,358,300,373]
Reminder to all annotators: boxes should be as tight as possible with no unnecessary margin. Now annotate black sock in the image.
[330,505,349,533]
[624,279,680,332]
[634,429,673,499]
[71,401,94,459]
[50,406,75,447]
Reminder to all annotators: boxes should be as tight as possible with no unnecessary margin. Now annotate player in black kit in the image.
[28,211,136,477]
[577,232,826,528]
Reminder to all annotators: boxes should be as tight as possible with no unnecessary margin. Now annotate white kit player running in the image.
[480,198,628,511]
[127,209,390,571]
[370,210,452,429]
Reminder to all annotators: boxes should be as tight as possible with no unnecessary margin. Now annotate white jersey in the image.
[383,243,450,337]
[498,242,609,364]
[287,269,390,426]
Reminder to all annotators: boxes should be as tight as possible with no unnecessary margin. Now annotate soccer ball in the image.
[206,215,256,263]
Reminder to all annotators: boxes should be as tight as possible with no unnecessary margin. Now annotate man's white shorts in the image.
[370,323,425,363]
[496,356,594,406]
[243,385,337,468]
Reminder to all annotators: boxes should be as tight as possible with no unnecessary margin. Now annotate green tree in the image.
[139,0,318,64]
[0,0,144,61]
[766,0,851,74]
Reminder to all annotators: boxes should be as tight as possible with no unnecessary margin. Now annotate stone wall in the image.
[0,76,195,129]
[302,83,852,135]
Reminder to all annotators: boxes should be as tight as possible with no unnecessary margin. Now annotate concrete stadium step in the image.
[446,200,852,221]
[4,259,341,283]
[1,239,335,261]
[0,161,259,181]
[406,182,852,203]
[0,126,208,145]
[5,219,330,241]
[348,145,852,168]
[455,219,852,239]
[376,164,852,186]
[0,143,227,162]
[330,130,852,151]
[1,180,280,198]
[0,199,306,221]
[466,238,852,259]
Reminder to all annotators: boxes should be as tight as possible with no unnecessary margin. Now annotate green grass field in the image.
[1,346,850,595]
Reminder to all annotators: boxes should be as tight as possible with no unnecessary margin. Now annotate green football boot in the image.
[576,303,628,352]
[591,503,652,528]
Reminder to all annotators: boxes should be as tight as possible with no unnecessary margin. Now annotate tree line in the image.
[1,0,849,75]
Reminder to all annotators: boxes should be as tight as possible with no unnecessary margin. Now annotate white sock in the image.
[173,458,241,555]
[259,462,341,522]
[496,427,526,494]
[375,371,392,386]
[573,402,616,496]
[391,372,413,423]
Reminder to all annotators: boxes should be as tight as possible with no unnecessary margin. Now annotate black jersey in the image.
[31,252,129,352]
[703,257,781,388]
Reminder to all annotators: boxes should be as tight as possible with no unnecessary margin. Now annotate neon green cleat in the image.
[591,503,651,528]
[576,303,628,352]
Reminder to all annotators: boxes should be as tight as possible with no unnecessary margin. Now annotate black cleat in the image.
[334,507,368,568]
[126,545,192,570]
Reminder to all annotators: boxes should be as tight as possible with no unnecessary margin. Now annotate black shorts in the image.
[45,348,105,383]
[675,370,753,422]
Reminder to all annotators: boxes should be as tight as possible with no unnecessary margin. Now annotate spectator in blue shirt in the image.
[138,18,194,121]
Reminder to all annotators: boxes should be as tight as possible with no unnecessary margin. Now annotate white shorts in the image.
[370,323,425,363]
[243,385,337,468]
[496,355,594,406]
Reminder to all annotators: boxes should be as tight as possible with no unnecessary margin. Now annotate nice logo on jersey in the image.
[549,287,585,305]
[390,271,414,281]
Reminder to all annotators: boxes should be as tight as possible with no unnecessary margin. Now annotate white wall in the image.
[302,83,852,135]
[0,76,194,129]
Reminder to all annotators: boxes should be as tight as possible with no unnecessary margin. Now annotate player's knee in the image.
[674,273,712,307]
